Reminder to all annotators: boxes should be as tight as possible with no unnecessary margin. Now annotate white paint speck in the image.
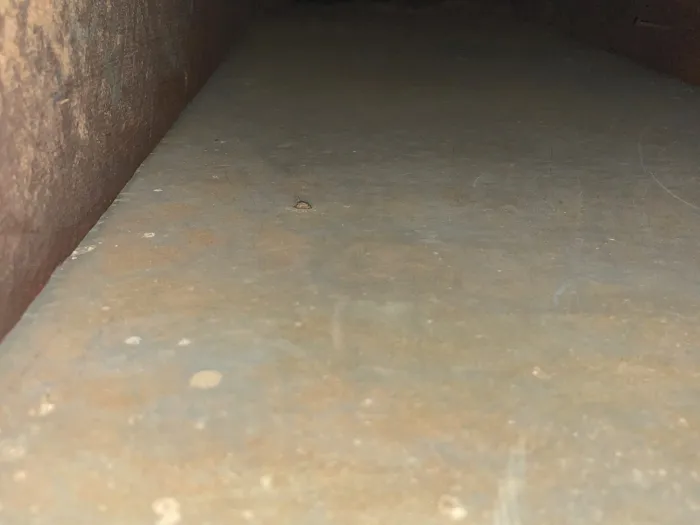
[532,366,550,379]
[142,232,156,238]
[125,336,142,346]
[152,497,181,525]
[189,370,223,390]
[154,188,163,192]
[31,395,55,417]
[437,495,468,521]
[177,338,192,347]
[71,245,96,259]
[260,474,274,490]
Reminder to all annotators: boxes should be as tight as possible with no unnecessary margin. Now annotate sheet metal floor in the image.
[1,3,700,524]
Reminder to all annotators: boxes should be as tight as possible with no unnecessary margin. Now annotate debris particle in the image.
[152,497,181,525]
[154,188,163,192]
[71,245,96,259]
[177,338,192,347]
[29,394,55,417]
[125,336,142,346]
[189,370,223,389]
[142,232,156,238]
[40,394,55,415]
[293,199,312,210]
[437,495,468,521]
[531,366,550,379]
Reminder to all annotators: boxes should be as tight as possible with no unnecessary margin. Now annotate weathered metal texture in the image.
[611,1,700,86]
[511,0,700,86]
[0,0,259,343]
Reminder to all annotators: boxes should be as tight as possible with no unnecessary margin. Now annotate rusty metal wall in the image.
[0,0,288,343]
[511,0,700,86]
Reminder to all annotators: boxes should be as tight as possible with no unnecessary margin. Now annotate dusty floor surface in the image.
[2,3,700,524]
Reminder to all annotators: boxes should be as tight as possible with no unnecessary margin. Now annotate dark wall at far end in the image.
[511,0,700,86]
[0,0,290,343]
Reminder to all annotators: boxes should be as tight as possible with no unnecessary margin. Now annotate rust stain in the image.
[185,228,221,247]
[0,0,247,343]
[255,223,311,270]
[57,370,183,412]
[98,242,187,275]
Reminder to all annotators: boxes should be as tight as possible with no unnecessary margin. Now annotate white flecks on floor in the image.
[0,2,699,524]
[152,497,182,525]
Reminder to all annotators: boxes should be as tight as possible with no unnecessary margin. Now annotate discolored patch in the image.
[255,223,311,270]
